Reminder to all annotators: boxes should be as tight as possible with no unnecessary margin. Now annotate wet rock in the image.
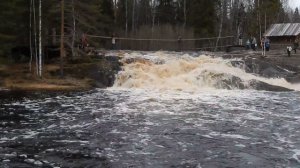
[105,56,121,62]
[248,79,292,92]
[231,58,293,78]
[64,56,122,88]
[34,160,43,166]
[24,158,35,164]
[212,73,292,91]
[286,73,300,83]
[226,45,246,52]
[19,154,27,158]
[217,76,245,90]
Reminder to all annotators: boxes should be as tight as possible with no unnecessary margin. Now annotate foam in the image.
[113,51,298,91]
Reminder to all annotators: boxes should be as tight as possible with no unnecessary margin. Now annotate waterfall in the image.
[113,52,299,91]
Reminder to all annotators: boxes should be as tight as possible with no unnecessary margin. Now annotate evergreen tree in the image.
[116,0,131,32]
[187,0,217,37]
[293,8,300,23]
[157,0,176,24]
[0,0,29,56]
[137,0,152,26]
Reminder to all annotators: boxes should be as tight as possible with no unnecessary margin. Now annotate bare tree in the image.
[113,0,117,24]
[132,0,136,32]
[215,0,224,51]
[29,0,33,72]
[258,0,262,40]
[38,0,42,77]
[151,0,157,33]
[33,0,38,76]
[60,0,65,77]
[71,0,76,59]
[183,0,186,28]
[125,0,128,36]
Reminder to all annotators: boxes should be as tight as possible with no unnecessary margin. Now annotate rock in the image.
[248,79,293,92]
[217,76,245,90]
[226,45,246,52]
[286,73,300,83]
[34,160,43,166]
[210,73,292,91]
[19,154,28,158]
[24,159,35,164]
[64,55,122,88]
[240,58,293,78]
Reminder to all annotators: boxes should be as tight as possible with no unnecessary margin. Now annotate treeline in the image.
[0,0,298,57]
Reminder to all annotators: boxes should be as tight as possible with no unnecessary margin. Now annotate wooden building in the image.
[264,23,300,47]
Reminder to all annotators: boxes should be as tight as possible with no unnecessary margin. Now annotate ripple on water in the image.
[0,89,300,167]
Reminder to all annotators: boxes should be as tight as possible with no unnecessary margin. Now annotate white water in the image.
[2,51,300,167]
[113,51,300,91]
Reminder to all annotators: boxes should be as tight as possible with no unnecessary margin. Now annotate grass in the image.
[1,63,93,91]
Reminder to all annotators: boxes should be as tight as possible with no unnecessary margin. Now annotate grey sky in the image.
[289,0,300,9]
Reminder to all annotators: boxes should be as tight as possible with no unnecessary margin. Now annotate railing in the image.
[86,34,235,51]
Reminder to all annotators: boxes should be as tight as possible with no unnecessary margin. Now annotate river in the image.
[1,51,300,168]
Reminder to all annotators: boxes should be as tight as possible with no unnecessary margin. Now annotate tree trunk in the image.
[29,0,33,72]
[132,0,135,32]
[258,0,262,39]
[125,0,128,36]
[33,0,38,76]
[151,0,156,33]
[183,0,186,28]
[38,0,42,77]
[71,0,76,59]
[264,12,266,33]
[114,0,117,24]
[215,1,224,52]
[60,0,65,77]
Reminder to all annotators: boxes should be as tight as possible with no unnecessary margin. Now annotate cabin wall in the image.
[267,36,297,49]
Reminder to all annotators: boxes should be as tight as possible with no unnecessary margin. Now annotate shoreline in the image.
[0,55,121,92]
[1,50,300,92]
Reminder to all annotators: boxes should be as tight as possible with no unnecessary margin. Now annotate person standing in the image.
[287,46,292,57]
[265,37,270,51]
[239,33,243,45]
[293,38,299,54]
[246,39,251,49]
[261,37,266,57]
[177,36,182,52]
[251,37,257,51]
[260,37,265,49]
[111,34,116,50]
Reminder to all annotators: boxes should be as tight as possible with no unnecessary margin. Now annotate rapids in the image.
[1,51,300,167]
[113,52,299,91]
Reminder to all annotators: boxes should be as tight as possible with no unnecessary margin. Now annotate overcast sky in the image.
[289,0,300,9]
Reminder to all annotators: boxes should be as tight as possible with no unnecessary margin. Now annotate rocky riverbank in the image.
[222,49,300,82]
[1,49,300,92]
[0,54,122,91]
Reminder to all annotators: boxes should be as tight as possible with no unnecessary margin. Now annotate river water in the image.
[1,52,300,168]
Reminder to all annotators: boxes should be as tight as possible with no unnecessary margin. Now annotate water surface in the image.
[1,89,300,168]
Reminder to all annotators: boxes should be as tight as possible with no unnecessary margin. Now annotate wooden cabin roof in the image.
[264,23,300,37]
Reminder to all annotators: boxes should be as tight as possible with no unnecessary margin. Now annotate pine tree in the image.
[157,0,176,24]
[0,0,29,56]
[187,0,217,37]
[293,8,300,23]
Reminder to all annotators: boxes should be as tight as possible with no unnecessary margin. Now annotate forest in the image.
[0,0,299,60]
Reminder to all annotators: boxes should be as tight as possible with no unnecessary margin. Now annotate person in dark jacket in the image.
[293,38,299,53]
[265,37,270,51]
